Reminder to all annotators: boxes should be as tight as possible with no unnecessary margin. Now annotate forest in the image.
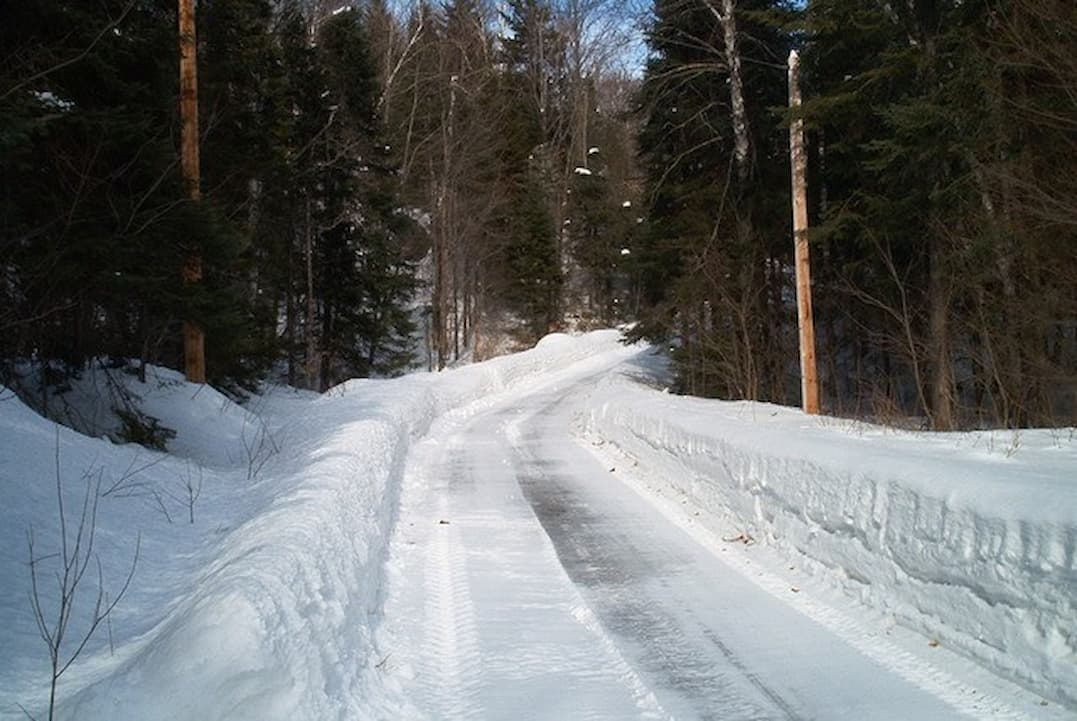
[2,0,1075,429]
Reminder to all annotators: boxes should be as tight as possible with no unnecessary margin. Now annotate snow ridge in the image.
[1,332,629,721]
[582,372,1077,711]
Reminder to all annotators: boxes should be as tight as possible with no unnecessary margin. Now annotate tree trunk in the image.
[179,0,205,383]
[304,196,318,390]
[704,0,750,182]
[286,259,297,387]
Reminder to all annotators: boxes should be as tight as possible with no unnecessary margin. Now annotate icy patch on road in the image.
[581,372,1077,712]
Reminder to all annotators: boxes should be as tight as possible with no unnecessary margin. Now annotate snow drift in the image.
[581,368,1077,710]
[0,331,633,721]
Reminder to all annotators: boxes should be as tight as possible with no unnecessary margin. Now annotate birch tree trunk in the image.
[703,0,750,182]
[721,0,749,181]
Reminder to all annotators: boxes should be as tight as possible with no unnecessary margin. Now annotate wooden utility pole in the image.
[179,0,205,383]
[788,50,819,414]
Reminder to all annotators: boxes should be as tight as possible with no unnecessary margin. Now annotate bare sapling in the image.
[241,414,279,481]
[23,434,139,721]
[101,449,168,497]
[148,461,204,524]
[178,460,202,524]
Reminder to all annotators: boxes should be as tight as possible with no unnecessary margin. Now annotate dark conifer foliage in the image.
[275,2,418,389]
[635,0,794,401]
[496,0,563,339]
[634,0,1077,427]
[567,145,635,325]
[1,0,418,399]
[797,0,1077,427]
[1,0,245,385]
[5,0,1070,428]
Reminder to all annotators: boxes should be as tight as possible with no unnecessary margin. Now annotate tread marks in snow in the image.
[421,493,484,720]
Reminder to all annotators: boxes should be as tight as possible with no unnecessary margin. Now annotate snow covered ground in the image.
[581,353,1077,712]
[0,332,632,720]
[0,331,1073,720]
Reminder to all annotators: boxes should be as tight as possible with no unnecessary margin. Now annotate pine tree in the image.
[275,4,417,388]
[1,1,232,384]
[567,146,633,324]
[494,5,563,341]
[799,0,1077,427]
[635,0,794,400]
[197,0,290,386]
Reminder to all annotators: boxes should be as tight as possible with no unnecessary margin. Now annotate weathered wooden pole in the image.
[179,0,205,383]
[788,50,819,414]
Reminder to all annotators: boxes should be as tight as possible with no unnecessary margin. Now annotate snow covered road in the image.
[3,333,1069,720]
[374,356,1045,720]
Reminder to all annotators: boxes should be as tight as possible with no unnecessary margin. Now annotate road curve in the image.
[375,358,1007,721]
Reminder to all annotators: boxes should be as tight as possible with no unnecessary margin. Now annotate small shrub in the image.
[114,409,176,451]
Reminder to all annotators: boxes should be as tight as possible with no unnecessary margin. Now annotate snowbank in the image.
[0,331,634,721]
[6,362,264,467]
[581,370,1077,709]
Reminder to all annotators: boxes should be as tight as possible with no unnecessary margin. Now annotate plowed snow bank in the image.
[583,372,1077,710]
[0,331,634,721]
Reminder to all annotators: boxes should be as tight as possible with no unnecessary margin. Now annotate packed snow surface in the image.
[583,362,1077,711]
[0,331,1073,720]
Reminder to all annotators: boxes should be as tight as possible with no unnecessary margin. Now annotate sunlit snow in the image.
[0,333,1072,721]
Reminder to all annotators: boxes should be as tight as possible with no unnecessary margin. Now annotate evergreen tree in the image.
[801,0,1077,427]
[501,170,562,338]
[499,0,563,139]
[199,0,290,386]
[635,0,794,400]
[276,4,417,388]
[567,147,633,324]
[0,0,248,390]
[495,10,563,340]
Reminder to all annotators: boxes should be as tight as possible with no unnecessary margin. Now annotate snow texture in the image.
[581,368,1077,710]
[3,331,1074,719]
[0,331,627,721]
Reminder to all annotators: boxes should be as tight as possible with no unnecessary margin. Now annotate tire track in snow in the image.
[509,398,799,720]
[373,354,679,721]
[419,460,484,721]
[458,506,671,721]
[515,461,799,721]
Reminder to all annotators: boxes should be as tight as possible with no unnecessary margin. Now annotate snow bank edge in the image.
[57,331,629,721]
[582,376,1077,711]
